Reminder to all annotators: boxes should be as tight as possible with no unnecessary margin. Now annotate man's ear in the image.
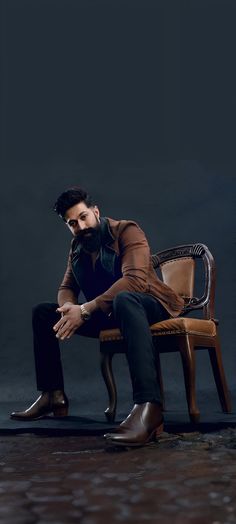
[93,205,100,221]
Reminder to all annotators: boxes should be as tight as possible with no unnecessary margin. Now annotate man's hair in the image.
[53,187,94,219]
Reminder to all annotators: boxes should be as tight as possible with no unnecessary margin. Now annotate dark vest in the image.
[70,217,122,301]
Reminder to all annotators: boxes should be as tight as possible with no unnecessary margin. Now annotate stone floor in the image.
[0,428,236,524]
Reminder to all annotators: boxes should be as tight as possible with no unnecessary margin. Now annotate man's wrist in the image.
[80,304,91,321]
[82,299,98,315]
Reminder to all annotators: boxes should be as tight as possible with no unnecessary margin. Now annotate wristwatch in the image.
[80,304,91,321]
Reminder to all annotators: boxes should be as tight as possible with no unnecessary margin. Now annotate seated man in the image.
[11,186,184,447]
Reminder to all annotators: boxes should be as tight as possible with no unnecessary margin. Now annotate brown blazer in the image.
[59,217,185,318]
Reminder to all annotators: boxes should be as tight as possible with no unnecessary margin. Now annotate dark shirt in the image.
[73,248,122,303]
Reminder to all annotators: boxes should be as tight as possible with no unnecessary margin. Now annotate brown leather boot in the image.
[10,390,69,420]
[104,402,164,447]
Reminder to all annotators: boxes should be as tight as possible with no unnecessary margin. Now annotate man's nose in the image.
[74,221,86,232]
[78,222,87,230]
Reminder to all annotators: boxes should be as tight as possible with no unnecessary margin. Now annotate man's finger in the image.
[56,305,70,314]
[55,321,71,339]
[56,307,64,313]
[53,317,66,331]
[57,322,79,340]
[65,327,77,339]
[57,327,72,340]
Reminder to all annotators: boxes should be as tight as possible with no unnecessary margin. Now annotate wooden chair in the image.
[99,243,232,423]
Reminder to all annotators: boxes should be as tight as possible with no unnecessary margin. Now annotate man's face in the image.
[64,201,101,253]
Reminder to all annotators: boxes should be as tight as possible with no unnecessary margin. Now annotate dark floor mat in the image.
[1,402,236,435]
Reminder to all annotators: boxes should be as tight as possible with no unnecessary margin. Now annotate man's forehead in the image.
[65,202,91,218]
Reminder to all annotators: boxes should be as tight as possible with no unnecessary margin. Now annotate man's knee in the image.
[113,291,138,316]
[32,302,58,324]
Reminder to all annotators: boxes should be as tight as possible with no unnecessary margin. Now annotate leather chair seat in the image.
[99,317,217,342]
[150,317,217,337]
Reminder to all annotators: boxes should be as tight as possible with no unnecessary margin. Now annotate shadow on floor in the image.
[1,401,236,436]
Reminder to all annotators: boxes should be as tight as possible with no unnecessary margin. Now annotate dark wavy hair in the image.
[53,187,94,219]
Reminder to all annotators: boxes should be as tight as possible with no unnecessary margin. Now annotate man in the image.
[11,187,184,447]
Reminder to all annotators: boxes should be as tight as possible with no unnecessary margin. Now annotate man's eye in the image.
[69,221,77,227]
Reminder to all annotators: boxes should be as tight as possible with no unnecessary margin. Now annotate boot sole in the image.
[105,423,164,448]
[10,408,69,421]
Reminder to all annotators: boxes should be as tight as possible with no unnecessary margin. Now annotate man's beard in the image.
[76,223,101,253]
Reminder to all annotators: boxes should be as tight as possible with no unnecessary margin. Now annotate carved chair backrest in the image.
[151,244,216,320]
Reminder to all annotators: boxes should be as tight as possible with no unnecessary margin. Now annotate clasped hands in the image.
[53,303,84,341]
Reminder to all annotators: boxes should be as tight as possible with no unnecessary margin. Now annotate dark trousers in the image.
[32,291,170,405]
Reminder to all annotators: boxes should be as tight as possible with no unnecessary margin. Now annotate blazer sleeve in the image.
[58,248,80,296]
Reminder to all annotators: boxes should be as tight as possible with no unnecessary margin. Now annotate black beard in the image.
[76,225,101,253]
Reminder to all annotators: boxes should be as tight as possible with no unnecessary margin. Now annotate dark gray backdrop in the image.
[1,0,235,414]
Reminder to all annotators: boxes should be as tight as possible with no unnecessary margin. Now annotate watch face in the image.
[81,306,91,320]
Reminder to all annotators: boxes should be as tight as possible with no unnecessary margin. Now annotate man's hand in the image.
[53,304,84,340]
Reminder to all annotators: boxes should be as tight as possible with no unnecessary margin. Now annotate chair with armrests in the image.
[99,243,232,424]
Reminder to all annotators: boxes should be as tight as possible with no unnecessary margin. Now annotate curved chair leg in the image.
[180,335,200,423]
[100,347,117,423]
[208,336,232,413]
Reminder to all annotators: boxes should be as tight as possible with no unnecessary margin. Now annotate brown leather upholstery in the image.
[161,257,195,298]
[100,328,123,342]
[151,317,217,337]
[99,318,217,342]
